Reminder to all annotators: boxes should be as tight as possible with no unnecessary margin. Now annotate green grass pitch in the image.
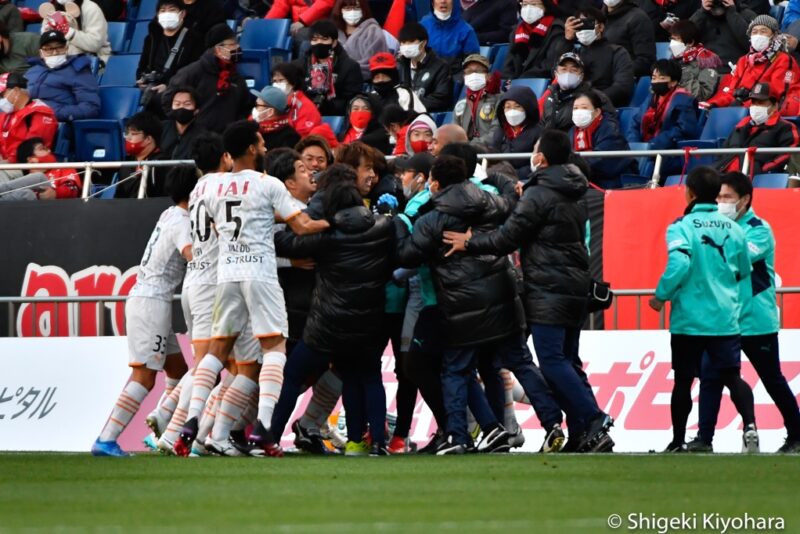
[0,454,798,533]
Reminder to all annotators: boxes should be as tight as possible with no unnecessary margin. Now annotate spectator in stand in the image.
[397,22,452,113]
[16,137,81,199]
[267,0,334,39]
[402,113,436,156]
[295,19,363,116]
[601,0,656,77]
[633,59,700,177]
[42,0,112,62]
[309,122,340,148]
[160,86,206,160]
[716,82,800,175]
[296,134,334,177]
[25,31,100,121]
[570,90,636,188]
[453,53,501,143]
[339,93,391,153]
[462,0,518,45]
[250,85,301,150]
[0,72,57,163]
[420,0,479,73]
[784,0,800,31]
[162,24,251,133]
[668,20,722,101]
[540,52,616,132]
[0,1,22,34]
[137,0,204,116]
[0,21,40,75]
[690,0,756,71]
[115,112,167,198]
[333,0,391,79]
[182,0,225,36]
[503,0,570,79]
[272,61,322,137]
[381,103,416,155]
[703,16,800,113]
[565,7,635,108]
[641,0,699,42]
[491,85,540,179]
[368,51,426,114]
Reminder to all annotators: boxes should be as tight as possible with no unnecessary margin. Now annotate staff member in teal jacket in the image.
[648,166,758,454]
[692,172,800,454]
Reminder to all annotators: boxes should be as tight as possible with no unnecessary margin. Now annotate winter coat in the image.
[716,112,800,174]
[137,22,205,84]
[25,54,101,121]
[183,0,226,36]
[275,206,393,352]
[295,43,363,116]
[467,164,590,327]
[539,80,616,132]
[394,179,521,347]
[492,85,541,178]
[690,4,756,71]
[641,0,700,41]
[338,18,389,79]
[503,17,570,79]
[162,50,252,133]
[602,1,656,77]
[403,113,437,155]
[420,0,480,72]
[569,113,637,188]
[678,51,722,101]
[633,88,700,176]
[707,50,799,108]
[0,32,39,75]
[0,99,58,162]
[397,48,453,112]
[0,4,23,34]
[53,0,112,62]
[453,87,501,142]
[266,0,334,26]
[462,0,519,45]
[160,119,207,160]
[578,38,635,108]
[286,89,322,136]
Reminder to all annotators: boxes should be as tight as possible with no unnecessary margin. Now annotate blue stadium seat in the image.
[89,55,101,78]
[431,111,453,127]
[479,45,493,62]
[322,116,345,135]
[107,22,128,54]
[53,123,73,160]
[414,0,430,19]
[72,87,141,162]
[452,81,464,106]
[227,19,236,31]
[127,20,149,54]
[655,42,671,60]
[753,173,789,188]
[99,173,120,199]
[663,175,684,186]
[770,4,785,25]
[509,78,549,98]
[628,141,652,178]
[617,107,640,143]
[25,22,41,34]
[491,44,508,74]
[629,76,652,108]
[240,19,291,50]
[238,55,271,90]
[100,54,140,87]
[19,0,39,10]
[678,107,748,149]
[131,0,157,20]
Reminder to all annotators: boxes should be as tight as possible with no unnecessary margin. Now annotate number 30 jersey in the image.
[185,173,222,288]
[131,205,193,302]
[204,169,301,284]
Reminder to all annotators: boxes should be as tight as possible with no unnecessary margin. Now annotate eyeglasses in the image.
[41,45,67,55]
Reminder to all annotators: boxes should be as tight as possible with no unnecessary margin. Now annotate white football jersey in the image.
[131,205,192,301]
[205,169,301,283]
[184,173,221,288]
[276,196,307,269]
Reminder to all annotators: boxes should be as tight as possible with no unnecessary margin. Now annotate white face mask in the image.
[576,29,597,46]
[273,81,290,94]
[434,10,452,21]
[464,72,487,92]
[603,0,622,7]
[749,104,770,125]
[389,134,397,145]
[0,97,13,114]
[400,43,421,59]
[252,107,267,122]
[718,201,740,220]
[556,72,581,90]
[572,108,595,128]
[669,39,686,58]
[342,9,363,26]
[158,12,181,30]
[520,5,544,25]
[750,34,770,52]
[44,54,67,69]
[505,109,526,127]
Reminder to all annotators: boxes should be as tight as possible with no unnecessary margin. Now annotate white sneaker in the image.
[157,436,175,456]
[146,411,166,438]
[205,437,245,457]
[742,424,760,453]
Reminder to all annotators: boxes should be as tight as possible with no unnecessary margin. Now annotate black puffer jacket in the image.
[578,39,635,108]
[275,206,393,352]
[397,48,453,113]
[540,80,616,131]
[394,180,520,347]
[503,17,571,79]
[467,164,590,328]
[603,1,657,77]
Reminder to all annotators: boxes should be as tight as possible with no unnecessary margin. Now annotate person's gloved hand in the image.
[377,193,399,214]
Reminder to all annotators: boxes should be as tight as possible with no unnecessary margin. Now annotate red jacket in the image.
[0,100,58,163]
[265,0,334,26]
[45,168,82,199]
[707,51,799,111]
[288,90,322,137]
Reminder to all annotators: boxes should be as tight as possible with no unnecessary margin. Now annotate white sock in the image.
[232,392,258,431]
[212,375,258,441]
[198,374,235,442]
[99,381,149,442]
[162,375,192,443]
[155,374,188,423]
[501,369,520,433]
[257,351,286,428]
[512,378,530,405]
[186,355,224,421]
[300,370,342,430]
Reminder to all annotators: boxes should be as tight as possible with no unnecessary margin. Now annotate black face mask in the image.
[228,48,242,64]
[170,107,195,125]
[311,43,332,59]
[372,81,394,97]
[651,81,671,96]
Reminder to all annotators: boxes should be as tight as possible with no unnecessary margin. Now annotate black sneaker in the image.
[663,440,688,453]
[418,431,446,454]
[174,417,198,457]
[247,419,284,457]
[561,435,581,453]
[369,443,389,456]
[577,414,614,453]
[591,432,615,453]
[687,436,713,453]
[777,437,800,453]
[435,435,468,455]
[540,423,566,453]
[477,425,511,453]
[292,420,328,455]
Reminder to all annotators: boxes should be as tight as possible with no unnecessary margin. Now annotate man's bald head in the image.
[431,124,468,156]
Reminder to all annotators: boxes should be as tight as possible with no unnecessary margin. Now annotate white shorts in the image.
[212,280,288,342]
[182,285,263,364]
[126,296,180,371]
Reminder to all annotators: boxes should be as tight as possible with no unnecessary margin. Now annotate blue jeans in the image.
[442,345,500,444]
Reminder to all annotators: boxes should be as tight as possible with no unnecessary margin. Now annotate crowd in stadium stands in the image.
[2,0,800,196]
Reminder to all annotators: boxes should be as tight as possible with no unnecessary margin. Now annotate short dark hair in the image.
[310,19,338,40]
[335,141,375,170]
[380,104,413,128]
[431,155,467,188]
[323,180,363,220]
[439,143,477,177]
[295,135,333,164]
[126,111,162,145]
[157,0,186,11]
[316,162,357,190]
[652,59,682,82]
[576,5,606,24]
[331,0,373,32]
[398,22,428,43]
[266,148,301,182]
[223,120,260,159]
[191,132,225,174]
[574,90,604,110]
[720,171,754,208]
[0,20,9,39]
[172,86,199,107]
[538,129,571,166]
[272,61,304,90]
[686,166,721,203]
[16,137,45,164]
[166,164,198,204]
[670,20,698,45]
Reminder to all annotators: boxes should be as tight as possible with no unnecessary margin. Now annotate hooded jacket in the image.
[602,0,657,77]
[339,93,392,154]
[0,4,23,34]
[295,42,363,116]
[578,37,635,107]
[467,164,590,327]
[540,79,615,131]
[420,0,480,72]
[25,54,100,121]
[394,180,520,347]
[462,0,519,45]
[569,112,637,188]
[0,99,58,163]
[690,3,757,71]
[275,205,393,352]
[492,85,541,178]
[397,47,453,112]
[0,32,39,75]
[706,48,798,108]
[338,18,390,79]
[404,113,437,155]
[503,16,570,79]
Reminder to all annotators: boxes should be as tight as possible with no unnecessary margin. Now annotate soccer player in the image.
[92,166,197,457]
[174,120,328,457]
[648,167,758,454]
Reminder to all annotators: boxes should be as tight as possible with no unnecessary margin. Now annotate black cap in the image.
[557,52,584,70]
[396,152,434,176]
[205,23,235,49]
[40,30,67,48]
[749,82,778,102]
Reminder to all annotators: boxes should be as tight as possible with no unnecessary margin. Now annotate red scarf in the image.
[681,44,722,69]
[513,15,554,46]
[748,37,783,67]
[343,127,363,143]
[309,56,336,100]
[466,88,486,135]
[641,87,688,141]
[502,123,524,140]
[216,59,233,95]
[573,113,602,151]
[259,114,290,134]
